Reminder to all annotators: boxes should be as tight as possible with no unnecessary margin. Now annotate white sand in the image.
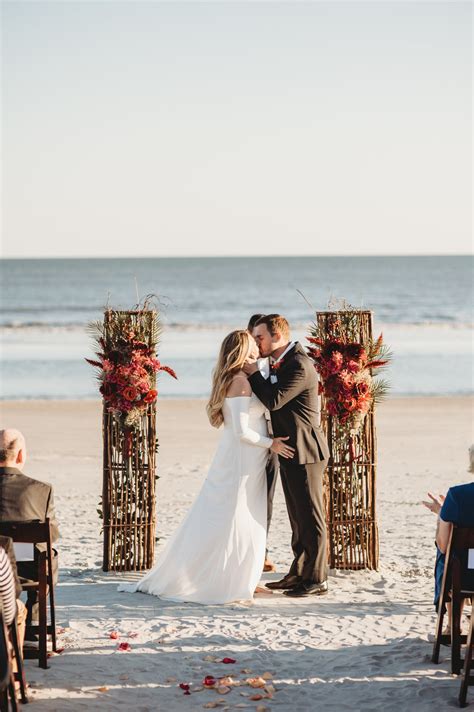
[1,396,473,711]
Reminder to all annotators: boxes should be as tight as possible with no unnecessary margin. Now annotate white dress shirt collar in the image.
[270,341,296,365]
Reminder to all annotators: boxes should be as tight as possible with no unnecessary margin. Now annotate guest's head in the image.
[207,330,254,428]
[252,314,290,358]
[0,429,27,470]
[247,314,266,332]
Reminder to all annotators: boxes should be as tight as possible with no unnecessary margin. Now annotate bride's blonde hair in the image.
[207,330,252,428]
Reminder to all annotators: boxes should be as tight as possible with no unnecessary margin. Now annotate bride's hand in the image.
[243,359,258,376]
[271,436,295,459]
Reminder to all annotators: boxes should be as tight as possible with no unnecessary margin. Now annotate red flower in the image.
[123,386,139,401]
[346,359,360,373]
[143,389,158,403]
[327,351,344,374]
[356,382,370,396]
[345,397,358,412]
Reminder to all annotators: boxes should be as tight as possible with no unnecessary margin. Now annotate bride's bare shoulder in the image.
[226,373,252,398]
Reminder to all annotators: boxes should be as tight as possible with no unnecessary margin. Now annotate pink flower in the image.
[347,359,360,373]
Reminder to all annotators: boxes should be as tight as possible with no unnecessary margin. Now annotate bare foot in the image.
[262,558,276,573]
[254,585,273,596]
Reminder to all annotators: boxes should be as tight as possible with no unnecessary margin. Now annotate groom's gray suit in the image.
[249,342,329,584]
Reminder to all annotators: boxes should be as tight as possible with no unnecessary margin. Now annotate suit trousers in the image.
[279,459,328,584]
[265,452,279,555]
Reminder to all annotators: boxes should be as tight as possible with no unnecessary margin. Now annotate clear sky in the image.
[2,1,472,258]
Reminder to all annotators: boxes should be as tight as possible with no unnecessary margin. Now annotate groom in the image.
[244,314,330,597]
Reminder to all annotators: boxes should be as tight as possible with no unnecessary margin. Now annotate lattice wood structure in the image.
[317,310,379,570]
[102,310,157,572]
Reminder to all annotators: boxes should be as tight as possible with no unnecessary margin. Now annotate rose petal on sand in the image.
[221,657,236,664]
[117,642,131,652]
[218,677,236,687]
[109,631,120,639]
[250,694,264,701]
[203,676,217,688]
[97,687,109,693]
[246,677,266,688]
[179,683,190,691]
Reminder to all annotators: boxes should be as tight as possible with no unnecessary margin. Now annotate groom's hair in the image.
[247,314,266,331]
[255,314,290,340]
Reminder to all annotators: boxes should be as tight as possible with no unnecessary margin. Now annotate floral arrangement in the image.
[306,307,391,434]
[86,306,177,427]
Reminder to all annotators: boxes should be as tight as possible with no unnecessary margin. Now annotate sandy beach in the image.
[1,396,473,711]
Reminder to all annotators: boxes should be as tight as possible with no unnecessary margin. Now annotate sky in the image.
[1,1,472,258]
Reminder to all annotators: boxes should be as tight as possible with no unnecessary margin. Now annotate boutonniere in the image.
[271,358,284,372]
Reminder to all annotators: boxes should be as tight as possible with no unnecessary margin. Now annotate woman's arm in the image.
[0,547,17,626]
[436,518,452,554]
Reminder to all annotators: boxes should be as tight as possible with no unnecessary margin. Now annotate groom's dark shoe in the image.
[283,581,328,597]
[265,574,302,591]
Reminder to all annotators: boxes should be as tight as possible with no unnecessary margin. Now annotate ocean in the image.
[0,256,472,399]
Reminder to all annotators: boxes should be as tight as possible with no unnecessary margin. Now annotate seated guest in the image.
[0,429,59,635]
[0,536,27,674]
[0,545,18,627]
[423,445,474,631]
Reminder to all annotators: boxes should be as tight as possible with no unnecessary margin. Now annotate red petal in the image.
[179,683,190,690]
[117,642,131,651]
[221,657,236,664]
[109,631,120,639]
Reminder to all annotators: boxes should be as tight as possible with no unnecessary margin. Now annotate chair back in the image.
[448,526,474,594]
[0,520,51,546]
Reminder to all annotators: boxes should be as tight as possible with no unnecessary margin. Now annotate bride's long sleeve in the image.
[227,397,273,449]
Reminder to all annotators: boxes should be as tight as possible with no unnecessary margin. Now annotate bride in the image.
[118,329,294,604]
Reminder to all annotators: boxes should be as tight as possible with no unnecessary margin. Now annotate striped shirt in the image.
[0,547,16,626]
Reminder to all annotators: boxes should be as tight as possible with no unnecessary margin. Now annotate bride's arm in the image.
[227,396,273,448]
[226,377,272,448]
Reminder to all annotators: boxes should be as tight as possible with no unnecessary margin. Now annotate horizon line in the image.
[2,253,473,261]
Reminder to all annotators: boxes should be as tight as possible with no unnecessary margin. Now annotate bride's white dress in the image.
[118,394,272,604]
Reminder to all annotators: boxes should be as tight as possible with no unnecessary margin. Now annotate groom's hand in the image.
[243,359,259,376]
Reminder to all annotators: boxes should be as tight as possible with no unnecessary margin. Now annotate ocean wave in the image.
[1,319,473,332]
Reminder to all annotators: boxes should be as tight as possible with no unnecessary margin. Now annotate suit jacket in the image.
[0,467,60,546]
[249,342,330,466]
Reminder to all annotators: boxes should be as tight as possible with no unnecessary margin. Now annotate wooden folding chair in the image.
[0,520,57,669]
[459,611,474,707]
[0,609,17,712]
[8,615,28,705]
[432,526,474,675]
